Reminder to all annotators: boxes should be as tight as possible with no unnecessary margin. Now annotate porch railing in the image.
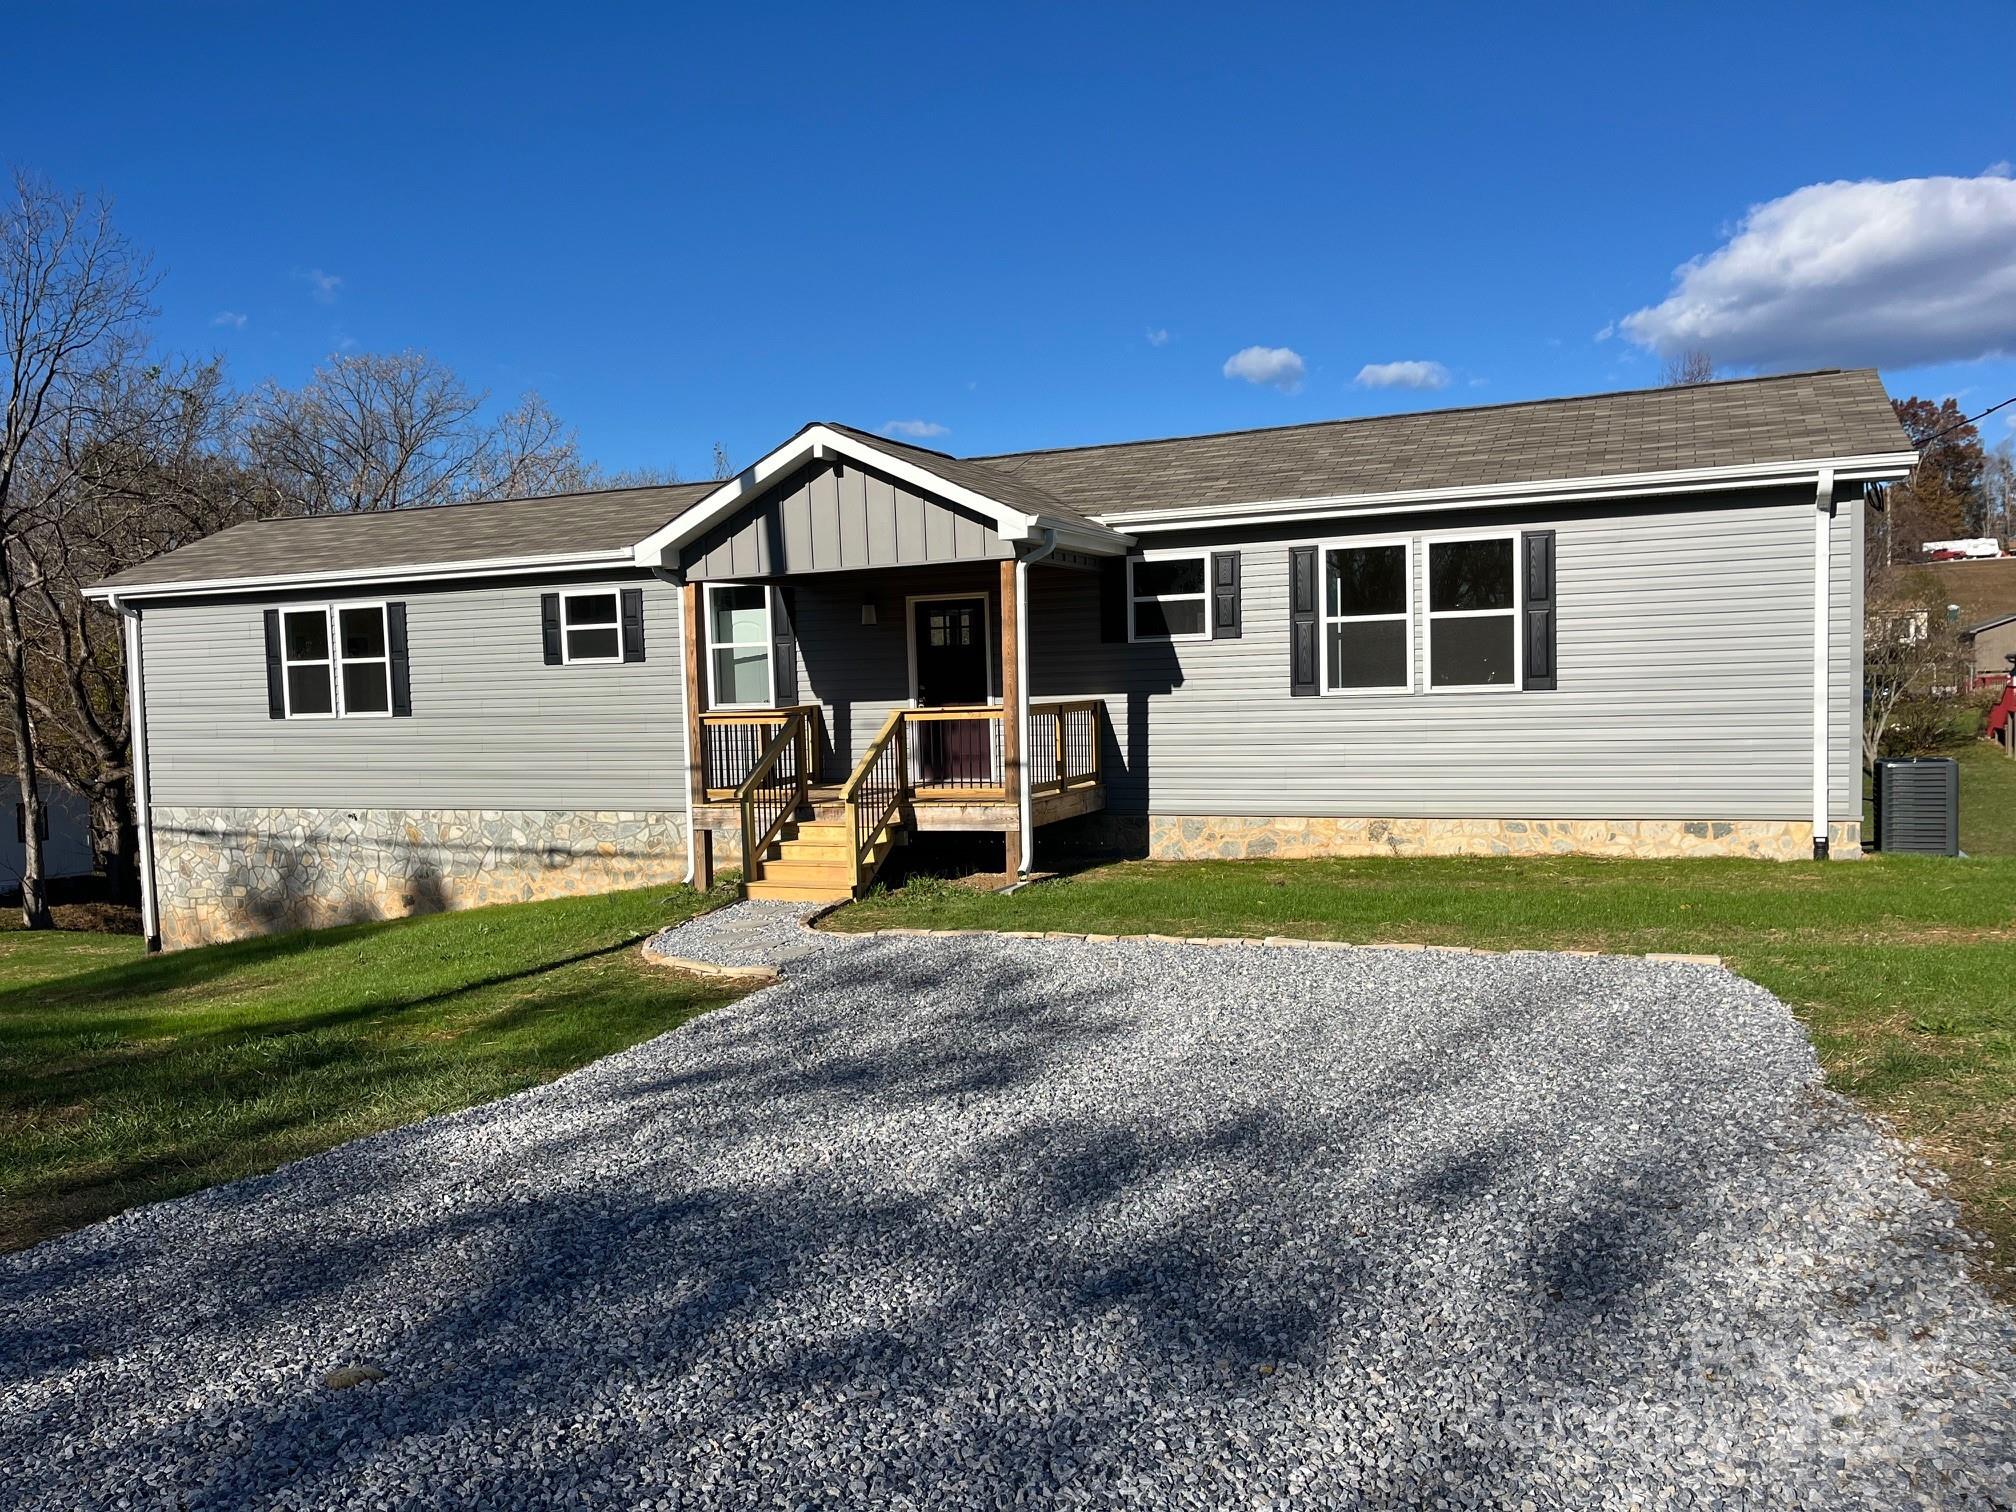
[701,706,818,797]
[1027,699,1102,795]
[842,710,908,886]
[905,707,1005,793]
[736,708,813,880]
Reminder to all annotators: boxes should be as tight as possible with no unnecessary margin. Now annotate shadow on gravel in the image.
[3,939,2005,1509]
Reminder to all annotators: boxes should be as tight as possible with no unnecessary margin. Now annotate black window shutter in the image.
[621,587,646,663]
[387,601,412,716]
[1522,531,1557,691]
[1289,545,1319,696]
[770,585,798,706]
[1210,551,1242,639]
[263,608,286,717]
[1099,557,1129,643]
[540,593,562,665]
[13,803,22,844]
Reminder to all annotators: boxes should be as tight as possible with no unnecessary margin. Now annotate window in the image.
[336,604,391,715]
[279,603,394,717]
[1427,535,1519,689]
[1323,540,1411,691]
[561,590,622,664]
[280,607,335,717]
[706,583,773,708]
[1129,553,1208,640]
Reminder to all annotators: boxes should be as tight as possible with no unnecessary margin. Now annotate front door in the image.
[911,597,993,786]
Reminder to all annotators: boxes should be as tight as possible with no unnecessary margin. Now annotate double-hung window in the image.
[1426,535,1520,688]
[1323,540,1411,691]
[1128,553,1209,641]
[279,602,392,717]
[706,583,774,708]
[560,590,622,664]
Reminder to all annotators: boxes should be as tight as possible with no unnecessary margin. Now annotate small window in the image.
[1427,536,1519,689]
[1323,541,1411,691]
[337,604,391,715]
[562,590,622,664]
[1129,554,1208,641]
[281,607,335,717]
[706,583,773,708]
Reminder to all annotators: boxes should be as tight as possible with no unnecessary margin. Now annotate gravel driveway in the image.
[4,904,2013,1509]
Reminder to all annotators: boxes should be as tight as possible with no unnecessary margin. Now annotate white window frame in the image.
[278,600,393,719]
[904,590,998,707]
[703,581,776,710]
[1424,531,1523,695]
[1317,536,1414,695]
[559,587,624,667]
[1126,549,1211,643]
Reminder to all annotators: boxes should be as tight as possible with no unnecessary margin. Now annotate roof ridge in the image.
[216,478,714,531]
[963,368,1865,464]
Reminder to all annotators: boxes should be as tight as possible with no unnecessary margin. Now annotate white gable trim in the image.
[629,424,1127,566]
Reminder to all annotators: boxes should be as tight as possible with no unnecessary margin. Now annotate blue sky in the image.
[8,1,2014,478]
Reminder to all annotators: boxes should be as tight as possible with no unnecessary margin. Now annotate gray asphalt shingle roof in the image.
[96,369,1907,592]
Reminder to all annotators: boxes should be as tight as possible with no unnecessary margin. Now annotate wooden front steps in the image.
[743,812,900,903]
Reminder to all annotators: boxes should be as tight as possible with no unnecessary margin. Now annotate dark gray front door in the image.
[912,598,992,786]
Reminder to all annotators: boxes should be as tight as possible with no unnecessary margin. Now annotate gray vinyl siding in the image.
[138,572,686,810]
[1030,486,1862,822]
[784,564,1004,780]
[682,461,1012,581]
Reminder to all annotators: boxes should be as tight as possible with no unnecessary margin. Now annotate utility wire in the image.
[1920,393,2016,449]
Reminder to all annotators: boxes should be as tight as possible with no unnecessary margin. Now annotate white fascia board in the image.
[629,423,1130,565]
[1098,451,1921,534]
[81,547,638,603]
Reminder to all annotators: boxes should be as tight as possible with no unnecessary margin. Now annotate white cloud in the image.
[1146,327,1171,347]
[1222,345,1305,393]
[1354,359,1451,390]
[880,419,949,439]
[1618,171,2016,369]
[296,266,343,304]
[210,310,247,329]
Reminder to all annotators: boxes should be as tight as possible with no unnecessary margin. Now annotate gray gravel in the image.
[5,907,2014,1509]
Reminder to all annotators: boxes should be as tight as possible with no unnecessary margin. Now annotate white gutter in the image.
[1812,469,1835,861]
[1015,529,1057,875]
[110,596,161,950]
[82,547,640,603]
[652,568,700,887]
[1102,451,1919,534]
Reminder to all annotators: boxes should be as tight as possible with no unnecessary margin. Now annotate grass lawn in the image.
[837,752,2016,1294]
[0,883,743,1253]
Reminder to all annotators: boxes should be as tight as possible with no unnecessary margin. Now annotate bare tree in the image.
[246,350,589,514]
[712,441,732,481]
[1984,439,2014,547]
[1660,349,1716,387]
[0,173,155,928]
[1863,560,1967,769]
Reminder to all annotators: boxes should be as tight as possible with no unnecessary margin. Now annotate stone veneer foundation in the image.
[1070,814,1861,863]
[150,807,689,950]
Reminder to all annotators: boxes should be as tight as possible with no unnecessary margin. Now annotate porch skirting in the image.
[149,806,688,950]
[1056,813,1863,863]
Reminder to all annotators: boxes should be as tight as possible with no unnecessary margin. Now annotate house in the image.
[1963,612,2016,689]
[87,369,1915,951]
[1,776,95,899]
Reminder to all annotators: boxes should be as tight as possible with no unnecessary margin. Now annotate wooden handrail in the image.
[841,709,908,886]
[841,709,906,799]
[1026,698,1103,795]
[736,709,810,881]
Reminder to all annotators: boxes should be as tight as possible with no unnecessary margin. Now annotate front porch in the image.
[679,561,1109,902]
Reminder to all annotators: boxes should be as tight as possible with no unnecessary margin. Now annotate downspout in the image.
[652,567,699,886]
[1015,529,1058,876]
[1812,469,1835,861]
[111,595,162,951]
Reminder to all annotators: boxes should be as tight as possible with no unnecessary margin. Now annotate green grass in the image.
[838,821,2016,1292]
[0,883,743,1252]
[1956,740,2016,856]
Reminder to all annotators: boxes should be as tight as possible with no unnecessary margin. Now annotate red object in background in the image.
[1927,549,1966,561]
[1988,682,2016,741]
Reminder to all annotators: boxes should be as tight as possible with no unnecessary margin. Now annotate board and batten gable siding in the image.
[137,572,686,810]
[1030,485,1862,823]
[681,461,1013,581]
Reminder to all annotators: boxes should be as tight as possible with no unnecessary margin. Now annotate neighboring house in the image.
[1963,612,2016,689]
[0,777,94,898]
[88,369,1916,951]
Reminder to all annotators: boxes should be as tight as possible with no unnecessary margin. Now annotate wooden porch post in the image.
[682,581,713,890]
[999,558,1022,874]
